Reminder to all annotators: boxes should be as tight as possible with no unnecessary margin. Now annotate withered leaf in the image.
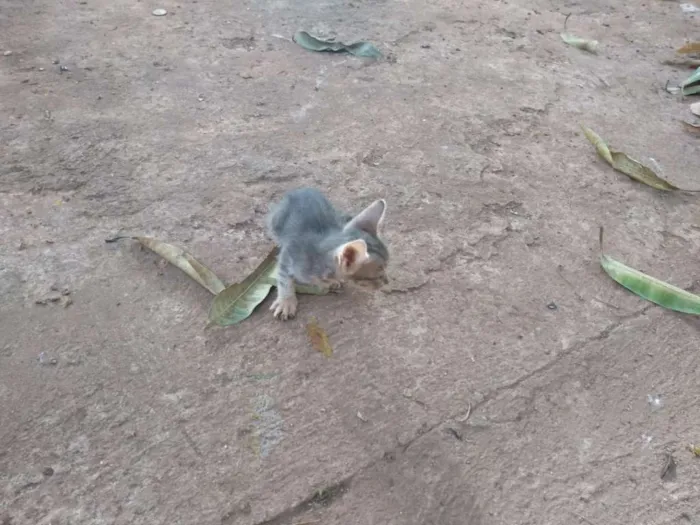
[681,119,700,134]
[306,317,333,357]
[677,41,700,54]
[581,126,681,191]
[106,236,226,295]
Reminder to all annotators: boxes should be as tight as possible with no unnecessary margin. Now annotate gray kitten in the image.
[266,187,389,320]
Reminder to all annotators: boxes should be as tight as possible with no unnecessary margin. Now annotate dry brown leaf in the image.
[681,120,700,134]
[106,236,226,295]
[677,41,700,54]
[662,57,700,68]
[306,317,332,357]
[581,125,681,191]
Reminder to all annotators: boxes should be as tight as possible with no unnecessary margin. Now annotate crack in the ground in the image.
[246,476,354,525]
[245,305,652,525]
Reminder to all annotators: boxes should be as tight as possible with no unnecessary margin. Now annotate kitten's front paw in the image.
[270,295,298,320]
[327,280,344,294]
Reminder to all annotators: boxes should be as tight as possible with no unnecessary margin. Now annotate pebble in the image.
[152,8,167,16]
[3,50,12,56]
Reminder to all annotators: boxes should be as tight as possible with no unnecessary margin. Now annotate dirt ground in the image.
[2,0,700,523]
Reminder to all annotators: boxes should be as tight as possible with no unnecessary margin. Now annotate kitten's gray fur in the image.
[266,187,389,320]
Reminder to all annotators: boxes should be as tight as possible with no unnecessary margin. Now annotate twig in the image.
[456,402,472,423]
[563,13,572,31]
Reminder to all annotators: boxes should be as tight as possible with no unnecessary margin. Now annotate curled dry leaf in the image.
[306,317,333,357]
[561,33,599,54]
[677,41,700,54]
[581,126,681,191]
[293,30,382,58]
[106,236,226,295]
[599,227,700,315]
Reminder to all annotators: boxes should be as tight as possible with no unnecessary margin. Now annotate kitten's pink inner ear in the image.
[344,199,386,236]
[336,239,368,270]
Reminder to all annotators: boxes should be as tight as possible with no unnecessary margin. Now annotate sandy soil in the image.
[2,0,700,523]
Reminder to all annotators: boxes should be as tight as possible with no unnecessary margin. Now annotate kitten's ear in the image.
[344,199,386,236]
[334,239,369,274]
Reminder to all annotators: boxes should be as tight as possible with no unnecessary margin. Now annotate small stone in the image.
[152,8,167,16]
[60,65,69,72]
[53,59,60,64]
[38,67,45,71]
[42,467,54,477]
[547,302,558,310]
[197,94,205,101]
[3,50,12,56]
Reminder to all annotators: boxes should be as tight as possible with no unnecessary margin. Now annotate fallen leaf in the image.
[681,119,700,134]
[208,248,279,326]
[599,227,700,315]
[662,57,700,68]
[106,236,226,295]
[681,66,700,95]
[581,126,681,191]
[293,30,382,58]
[660,453,677,481]
[561,33,599,54]
[677,41,700,54]
[306,317,333,357]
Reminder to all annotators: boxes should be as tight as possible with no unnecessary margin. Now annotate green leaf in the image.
[561,33,599,54]
[208,248,279,326]
[599,227,700,315]
[581,125,681,191]
[293,30,382,58]
[208,248,333,326]
[681,66,700,96]
[106,236,226,295]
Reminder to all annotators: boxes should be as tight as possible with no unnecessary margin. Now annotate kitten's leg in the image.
[270,258,298,320]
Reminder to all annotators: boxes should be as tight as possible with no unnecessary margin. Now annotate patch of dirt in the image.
[2,0,700,524]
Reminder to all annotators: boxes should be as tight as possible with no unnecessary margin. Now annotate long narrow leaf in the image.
[208,248,279,326]
[581,126,680,191]
[106,236,226,295]
[599,227,700,314]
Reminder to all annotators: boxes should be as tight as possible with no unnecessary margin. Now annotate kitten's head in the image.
[334,199,389,288]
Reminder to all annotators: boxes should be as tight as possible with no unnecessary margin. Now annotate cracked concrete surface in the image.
[2,0,700,524]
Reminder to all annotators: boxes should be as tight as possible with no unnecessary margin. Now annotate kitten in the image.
[265,187,389,320]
